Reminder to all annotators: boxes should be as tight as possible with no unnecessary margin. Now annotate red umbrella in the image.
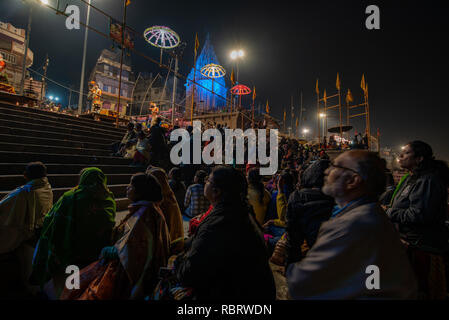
[230,85,251,110]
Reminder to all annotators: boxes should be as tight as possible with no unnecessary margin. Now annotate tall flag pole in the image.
[316,79,320,143]
[336,73,343,140]
[252,86,256,127]
[283,108,286,133]
[191,33,199,123]
[116,0,130,128]
[266,100,270,114]
[230,68,235,113]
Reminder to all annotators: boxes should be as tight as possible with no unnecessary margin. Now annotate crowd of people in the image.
[0,117,448,300]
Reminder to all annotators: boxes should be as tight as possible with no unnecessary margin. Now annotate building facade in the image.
[0,21,43,98]
[131,71,184,116]
[89,49,135,116]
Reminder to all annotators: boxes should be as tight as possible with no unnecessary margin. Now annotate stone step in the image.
[0,163,145,175]
[0,184,128,203]
[0,103,127,133]
[0,151,131,166]
[0,142,112,157]
[0,118,123,142]
[0,173,133,190]
[0,134,111,151]
[0,107,126,137]
[0,125,121,145]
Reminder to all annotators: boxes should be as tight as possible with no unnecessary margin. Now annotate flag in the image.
[230,68,235,86]
[194,33,200,57]
[346,89,353,104]
[283,109,286,121]
[296,117,299,128]
[126,0,131,5]
[323,90,327,104]
[266,100,270,114]
[252,86,256,101]
[336,73,341,91]
[315,79,319,94]
[361,74,366,93]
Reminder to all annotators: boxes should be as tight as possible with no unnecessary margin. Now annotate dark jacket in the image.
[148,125,166,150]
[176,202,276,300]
[285,188,335,264]
[387,171,449,252]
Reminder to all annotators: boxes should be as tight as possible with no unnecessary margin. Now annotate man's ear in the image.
[346,174,363,190]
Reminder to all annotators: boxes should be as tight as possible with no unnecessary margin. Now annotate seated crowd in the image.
[1,124,448,300]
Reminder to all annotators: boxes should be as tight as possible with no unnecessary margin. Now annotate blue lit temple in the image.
[185,34,228,116]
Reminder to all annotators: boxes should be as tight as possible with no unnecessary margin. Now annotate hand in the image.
[263,220,274,229]
[381,205,388,211]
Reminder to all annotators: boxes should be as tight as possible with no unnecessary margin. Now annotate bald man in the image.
[286,150,417,299]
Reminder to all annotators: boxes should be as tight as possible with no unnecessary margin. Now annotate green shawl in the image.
[31,167,116,287]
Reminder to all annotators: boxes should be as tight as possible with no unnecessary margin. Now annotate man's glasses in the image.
[329,162,361,176]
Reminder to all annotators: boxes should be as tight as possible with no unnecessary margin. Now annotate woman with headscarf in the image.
[247,167,271,225]
[60,173,171,300]
[30,167,116,298]
[146,166,184,254]
[175,166,276,300]
[385,141,449,299]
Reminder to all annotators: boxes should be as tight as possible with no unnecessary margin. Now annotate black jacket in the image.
[387,171,449,252]
[286,188,335,264]
[176,202,276,300]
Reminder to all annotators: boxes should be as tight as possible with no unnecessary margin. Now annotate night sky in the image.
[1,0,448,161]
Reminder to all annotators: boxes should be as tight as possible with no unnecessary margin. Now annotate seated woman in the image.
[264,170,295,250]
[247,168,271,225]
[385,141,449,299]
[184,170,210,219]
[131,131,150,167]
[61,173,171,300]
[30,167,116,298]
[147,166,185,255]
[175,166,276,300]
[168,167,187,214]
[0,162,53,296]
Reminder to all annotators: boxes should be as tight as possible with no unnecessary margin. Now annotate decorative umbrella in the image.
[143,26,180,64]
[200,64,226,111]
[230,84,251,111]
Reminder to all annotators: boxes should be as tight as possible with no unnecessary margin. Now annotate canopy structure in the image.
[230,84,251,110]
[200,64,226,78]
[143,26,180,49]
[230,84,251,96]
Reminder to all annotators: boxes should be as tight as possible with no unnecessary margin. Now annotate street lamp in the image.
[55,97,59,101]
[230,49,244,82]
[77,0,93,115]
[49,95,54,100]
[302,128,309,139]
[319,113,326,139]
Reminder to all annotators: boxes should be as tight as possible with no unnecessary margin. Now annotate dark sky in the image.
[1,0,448,161]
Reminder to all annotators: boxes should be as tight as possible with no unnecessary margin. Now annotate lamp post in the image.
[230,49,244,110]
[302,128,309,139]
[77,0,92,115]
[319,113,326,141]
[19,3,32,96]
